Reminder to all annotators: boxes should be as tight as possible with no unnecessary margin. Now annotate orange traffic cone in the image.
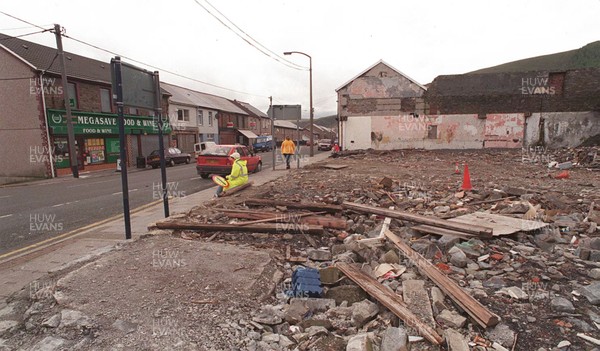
[461,164,473,190]
[454,162,461,175]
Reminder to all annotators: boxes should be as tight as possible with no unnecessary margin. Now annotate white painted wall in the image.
[344,116,372,150]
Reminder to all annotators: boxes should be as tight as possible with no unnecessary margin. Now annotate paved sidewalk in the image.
[0,152,331,308]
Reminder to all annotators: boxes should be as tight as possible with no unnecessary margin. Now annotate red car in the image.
[196,144,262,179]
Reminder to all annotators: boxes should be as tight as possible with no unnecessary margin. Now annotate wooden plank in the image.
[337,263,443,345]
[343,202,493,237]
[384,230,500,328]
[156,221,324,235]
[219,209,347,229]
[245,199,343,213]
[220,182,253,197]
[412,225,479,239]
[403,280,436,329]
[449,212,548,236]
[235,211,326,226]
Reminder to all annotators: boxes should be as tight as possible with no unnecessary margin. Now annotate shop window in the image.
[129,107,138,115]
[178,109,190,122]
[67,83,78,109]
[198,110,204,126]
[84,138,106,164]
[148,110,155,117]
[208,111,213,126]
[100,88,111,112]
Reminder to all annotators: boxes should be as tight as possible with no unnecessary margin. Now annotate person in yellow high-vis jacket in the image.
[215,152,248,197]
[280,137,296,169]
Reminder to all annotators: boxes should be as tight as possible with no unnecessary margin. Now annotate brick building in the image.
[0,33,169,183]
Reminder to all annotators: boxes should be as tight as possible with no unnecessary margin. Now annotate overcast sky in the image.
[2,0,599,118]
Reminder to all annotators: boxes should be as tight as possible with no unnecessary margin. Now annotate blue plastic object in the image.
[289,267,322,298]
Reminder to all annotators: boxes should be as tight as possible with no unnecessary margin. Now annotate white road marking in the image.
[52,203,64,207]
[112,189,139,195]
[0,214,13,219]
[189,176,202,180]
[0,195,11,199]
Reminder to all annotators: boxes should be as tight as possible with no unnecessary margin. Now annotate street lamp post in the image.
[283,51,313,157]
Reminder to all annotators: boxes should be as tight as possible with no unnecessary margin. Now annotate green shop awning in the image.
[47,109,172,135]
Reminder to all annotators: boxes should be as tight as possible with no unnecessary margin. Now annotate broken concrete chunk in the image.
[59,309,93,329]
[380,326,409,351]
[325,285,368,306]
[346,333,374,351]
[436,309,467,328]
[444,329,469,351]
[449,249,468,268]
[551,297,575,313]
[29,336,67,351]
[308,249,332,261]
[582,282,600,305]
[351,300,379,327]
[487,323,517,348]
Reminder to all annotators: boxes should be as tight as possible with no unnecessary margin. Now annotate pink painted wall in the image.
[484,113,524,148]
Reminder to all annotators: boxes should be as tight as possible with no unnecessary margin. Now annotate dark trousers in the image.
[284,154,292,169]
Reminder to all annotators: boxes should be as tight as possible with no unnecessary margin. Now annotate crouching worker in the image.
[215,152,248,197]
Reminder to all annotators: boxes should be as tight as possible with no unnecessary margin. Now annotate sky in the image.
[1,0,599,118]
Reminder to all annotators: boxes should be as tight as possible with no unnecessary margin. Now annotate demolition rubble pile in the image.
[152,148,600,350]
[1,148,598,350]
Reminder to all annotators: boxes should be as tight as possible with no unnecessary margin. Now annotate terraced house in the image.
[0,33,170,184]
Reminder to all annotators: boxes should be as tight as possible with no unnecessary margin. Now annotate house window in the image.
[208,111,213,126]
[129,107,138,115]
[148,110,155,117]
[177,109,190,121]
[197,110,204,126]
[100,88,111,112]
[67,83,77,109]
[206,133,215,141]
[427,125,438,139]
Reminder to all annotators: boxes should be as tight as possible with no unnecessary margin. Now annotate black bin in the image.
[136,156,146,168]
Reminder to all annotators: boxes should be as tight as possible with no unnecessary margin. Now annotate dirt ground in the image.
[1,148,599,351]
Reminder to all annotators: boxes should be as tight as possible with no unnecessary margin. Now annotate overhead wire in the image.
[0,11,288,102]
[202,0,306,70]
[0,11,48,31]
[0,29,51,41]
[192,0,307,71]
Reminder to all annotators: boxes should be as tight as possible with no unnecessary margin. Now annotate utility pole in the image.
[54,24,78,178]
[270,96,275,171]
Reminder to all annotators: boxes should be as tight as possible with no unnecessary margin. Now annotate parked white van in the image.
[193,141,217,159]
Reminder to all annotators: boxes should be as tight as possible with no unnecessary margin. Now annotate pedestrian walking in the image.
[281,136,296,169]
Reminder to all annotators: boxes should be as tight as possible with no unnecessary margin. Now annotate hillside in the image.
[470,41,600,74]
[298,115,337,129]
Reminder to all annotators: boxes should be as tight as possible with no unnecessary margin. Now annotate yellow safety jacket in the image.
[225,159,248,190]
[281,140,296,155]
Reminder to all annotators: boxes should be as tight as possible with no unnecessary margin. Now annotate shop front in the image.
[47,109,171,174]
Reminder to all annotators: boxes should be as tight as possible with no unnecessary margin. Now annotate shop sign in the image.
[47,109,171,135]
